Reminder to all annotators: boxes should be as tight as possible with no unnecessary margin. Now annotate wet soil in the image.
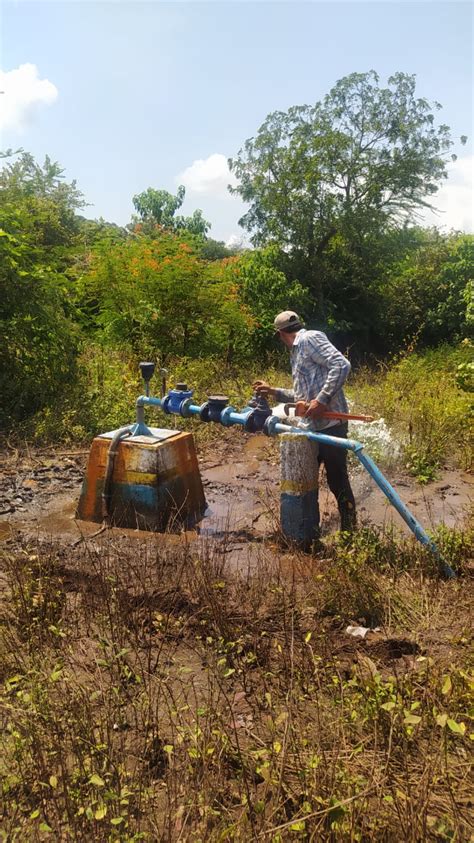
[2,434,472,843]
[0,432,471,555]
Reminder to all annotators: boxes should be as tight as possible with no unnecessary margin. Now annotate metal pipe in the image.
[132,391,455,578]
[102,425,133,521]
[265,420,456,579]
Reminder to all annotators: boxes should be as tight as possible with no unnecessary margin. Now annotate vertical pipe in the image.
[102,426,133,521]
[267,420,455,579]
[280,433,320,548]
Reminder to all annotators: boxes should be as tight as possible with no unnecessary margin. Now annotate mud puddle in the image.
[0,435,471,565]
[353,465,472,534]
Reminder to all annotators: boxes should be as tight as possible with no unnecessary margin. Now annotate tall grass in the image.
[20,341,472,481]
[349,343,473,480]
[19,343,289,446]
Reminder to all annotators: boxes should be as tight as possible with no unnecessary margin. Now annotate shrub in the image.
[349,343,473,478]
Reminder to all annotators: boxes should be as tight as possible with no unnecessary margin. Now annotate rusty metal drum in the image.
[77,427,206,531]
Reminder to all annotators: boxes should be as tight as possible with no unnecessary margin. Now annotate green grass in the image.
[17,341,473,488]
[349,342,473,480]
[19,342,289,446]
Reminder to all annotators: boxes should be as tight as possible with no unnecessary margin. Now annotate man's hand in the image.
[303,399,327,419]
[253,380,277,399]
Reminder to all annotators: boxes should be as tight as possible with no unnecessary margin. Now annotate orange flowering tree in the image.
[77,230,253,361]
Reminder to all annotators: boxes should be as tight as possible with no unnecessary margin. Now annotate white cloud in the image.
[0,63,58,133]
[421,155,473,233]
[177,153,238,199]
[225,233,249,251]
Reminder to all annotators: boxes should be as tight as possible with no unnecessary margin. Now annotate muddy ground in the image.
[1,429,473,840]
[0,428,471,561]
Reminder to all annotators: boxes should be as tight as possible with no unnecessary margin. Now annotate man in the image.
[253,310,356,533]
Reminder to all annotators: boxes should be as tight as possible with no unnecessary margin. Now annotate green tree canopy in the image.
[132,185,211,236]
[229,71,463,311]
[0,152,81,426]
[76,231,254,360]
[379,232,474,347]
[222,245,309,356]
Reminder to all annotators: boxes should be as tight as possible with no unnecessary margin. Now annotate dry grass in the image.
[1,525,473,841]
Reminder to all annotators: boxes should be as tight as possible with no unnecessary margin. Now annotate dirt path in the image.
[0,432,471,557]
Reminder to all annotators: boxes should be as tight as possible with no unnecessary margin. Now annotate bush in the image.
[0,205,80,428]
[22,343,289,444]
[350,343,473,478]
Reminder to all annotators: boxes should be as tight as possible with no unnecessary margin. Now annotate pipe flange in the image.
[243,410,258,432]
[199,402,211,423]
[161,395,172,414]
[180,398,194,418]
[245,407,272,433]
[263,415,280,437]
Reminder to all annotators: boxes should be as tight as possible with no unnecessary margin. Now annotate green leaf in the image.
[89,773,105,787]
[403,713,421,725]
[381,701,396,712]
[49,774,58,789]
[436,713,448,728]
[111,817,124,826]
[49,665,63,682]
[223,667,235,678]
[94,805,107,820]
[441,675,452,695]
[447,719,466,735]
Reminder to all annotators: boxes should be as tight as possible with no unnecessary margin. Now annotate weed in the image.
[349,342,473,479]
[1,521,472,840]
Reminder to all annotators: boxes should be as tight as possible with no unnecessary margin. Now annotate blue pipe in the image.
[133,393,455,578]
[266,420,456,580]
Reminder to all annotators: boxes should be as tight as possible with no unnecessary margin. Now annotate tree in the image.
[379,232,474,348]
[132,186,211,236]
[0,150,85,249]
[0,192,79,427]
[229,72,463,314]
[199,237,236,261]
[77,231,253,360]
[221,245,309,356]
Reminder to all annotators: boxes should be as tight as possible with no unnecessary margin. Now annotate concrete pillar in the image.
[280,433,319,549]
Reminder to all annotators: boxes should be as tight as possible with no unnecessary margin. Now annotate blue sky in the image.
[1,1,472,242]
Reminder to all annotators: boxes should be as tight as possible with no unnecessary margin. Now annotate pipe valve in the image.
[199,395,230,423]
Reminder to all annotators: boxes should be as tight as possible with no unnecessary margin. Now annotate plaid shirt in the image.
[275,329,351,431]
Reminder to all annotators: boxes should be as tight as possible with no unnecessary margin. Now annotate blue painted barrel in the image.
[280,433,319,549]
